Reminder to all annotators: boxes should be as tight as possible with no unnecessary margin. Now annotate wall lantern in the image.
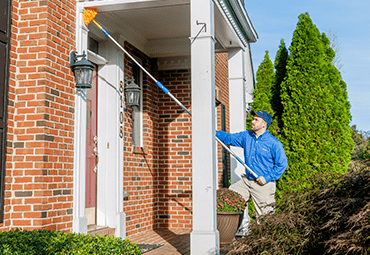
[124,78,141,107]
[69,51,95,89]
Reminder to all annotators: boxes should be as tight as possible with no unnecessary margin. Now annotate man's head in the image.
[251,110,271,133]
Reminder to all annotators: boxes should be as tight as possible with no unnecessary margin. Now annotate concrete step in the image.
[87,225,115,237]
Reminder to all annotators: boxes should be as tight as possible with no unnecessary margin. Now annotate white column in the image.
[190,0,219,254]
[96,37,125,238]
[244,43,254,108]
[73,4,88,234]
[228,48,247,184]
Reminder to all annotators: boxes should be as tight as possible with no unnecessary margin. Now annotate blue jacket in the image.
[216,130,288,183]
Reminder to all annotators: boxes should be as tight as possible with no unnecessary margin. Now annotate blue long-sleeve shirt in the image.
[216,130,288,183]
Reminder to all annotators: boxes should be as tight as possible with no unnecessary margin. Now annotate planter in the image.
[217,211,243,246]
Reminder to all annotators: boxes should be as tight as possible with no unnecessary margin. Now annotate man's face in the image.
[251,116,267,132]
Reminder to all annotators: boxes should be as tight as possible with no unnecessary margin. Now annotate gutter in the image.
[217,0,258,44]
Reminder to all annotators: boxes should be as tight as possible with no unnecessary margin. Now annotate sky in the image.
[244,0,370,132]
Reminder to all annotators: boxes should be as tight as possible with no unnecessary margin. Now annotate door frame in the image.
[73,7,126,238]
[85,65,98,225]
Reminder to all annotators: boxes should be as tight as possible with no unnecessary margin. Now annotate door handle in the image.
[93,147,98,156]
[92,135,98,173]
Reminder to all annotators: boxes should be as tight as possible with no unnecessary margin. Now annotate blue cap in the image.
[252,110,271,127]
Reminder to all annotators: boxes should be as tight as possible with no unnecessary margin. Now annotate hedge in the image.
[0,229,141,255]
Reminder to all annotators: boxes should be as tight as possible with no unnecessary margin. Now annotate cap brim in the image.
[251,110,261,118]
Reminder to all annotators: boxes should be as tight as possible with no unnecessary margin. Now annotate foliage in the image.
[228,166,370,254]
[351,125,370,163]
[278,12,354,192]
[247,51,277,135]
[217,188,247,212]
[327,28,343,71]
[272,39,288,138]
[0,229,142,255]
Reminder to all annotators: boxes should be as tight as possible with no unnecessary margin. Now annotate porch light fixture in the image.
[124,78,141,107]
[69,51,95,89]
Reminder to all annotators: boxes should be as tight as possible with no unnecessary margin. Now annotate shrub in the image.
[228,167,370,255]
[351,125,370,163]
[0,229,141,255]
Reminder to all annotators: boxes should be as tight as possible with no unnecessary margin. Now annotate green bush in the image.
[352,125,370,162]
[229,167,370,254]
[0,229,141,255]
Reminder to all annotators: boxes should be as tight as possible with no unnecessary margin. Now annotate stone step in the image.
[87,225,115,237]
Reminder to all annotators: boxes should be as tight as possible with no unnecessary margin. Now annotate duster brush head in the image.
[83,9,97,26]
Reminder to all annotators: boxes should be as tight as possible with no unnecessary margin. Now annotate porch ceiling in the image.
[83,0,242,58]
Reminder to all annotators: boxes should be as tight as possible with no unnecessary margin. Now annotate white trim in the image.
[214,0,258,47]
[157,56,191,70]
[74,2,126,238]
[95,39,125,237]
[243,42,254,106]
[73,4,89,234]
[228,0,258,42]
[228,47,246,183]
[80,0,190,12]
[87,49,108,65]
[190,0,219,253]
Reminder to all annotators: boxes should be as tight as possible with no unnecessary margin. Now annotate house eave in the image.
[216,0,258,45]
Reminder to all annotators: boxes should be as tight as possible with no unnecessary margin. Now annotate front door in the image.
[86,66,98,226]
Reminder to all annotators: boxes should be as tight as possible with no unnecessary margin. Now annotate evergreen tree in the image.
[272,39,289,135]
[279,13,354,190]
[247,51,278,136]
[321,32,354,165]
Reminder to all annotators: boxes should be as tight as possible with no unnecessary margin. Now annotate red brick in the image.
[13,205,32,212]
[13,220,32,226]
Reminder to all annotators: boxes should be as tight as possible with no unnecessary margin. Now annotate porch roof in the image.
[80,0,257,58]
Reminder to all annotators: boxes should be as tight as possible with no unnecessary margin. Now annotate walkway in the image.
[129,229,191,255]
[129,229,233,254]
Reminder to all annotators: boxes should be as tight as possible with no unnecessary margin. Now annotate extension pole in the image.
[92,20,191,116]
[89,17,258,179]
[215,137,258,178]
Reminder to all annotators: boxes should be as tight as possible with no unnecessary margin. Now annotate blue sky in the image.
[244,0,370,132]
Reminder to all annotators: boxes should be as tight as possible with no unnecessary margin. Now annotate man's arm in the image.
[264,143,288,183]
[215,130,245,148]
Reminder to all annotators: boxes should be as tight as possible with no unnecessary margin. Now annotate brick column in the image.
[5,0,76,231]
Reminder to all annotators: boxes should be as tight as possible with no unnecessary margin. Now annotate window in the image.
[88,36,99,54]
[0,0,12,222]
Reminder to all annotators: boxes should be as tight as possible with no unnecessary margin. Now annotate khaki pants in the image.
[230,176,276,219]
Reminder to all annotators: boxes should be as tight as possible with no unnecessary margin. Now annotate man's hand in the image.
[256,176,266,186]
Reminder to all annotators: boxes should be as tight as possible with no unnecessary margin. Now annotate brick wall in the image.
[1,0,76,231]
[122,42,160,236]
[122,48,230,236]
[122,43,194,236]
[215,53,230,187]
[0,1,231,235]
[156,68,192,230]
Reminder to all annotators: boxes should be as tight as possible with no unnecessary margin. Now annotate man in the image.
[216,110,288,235]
